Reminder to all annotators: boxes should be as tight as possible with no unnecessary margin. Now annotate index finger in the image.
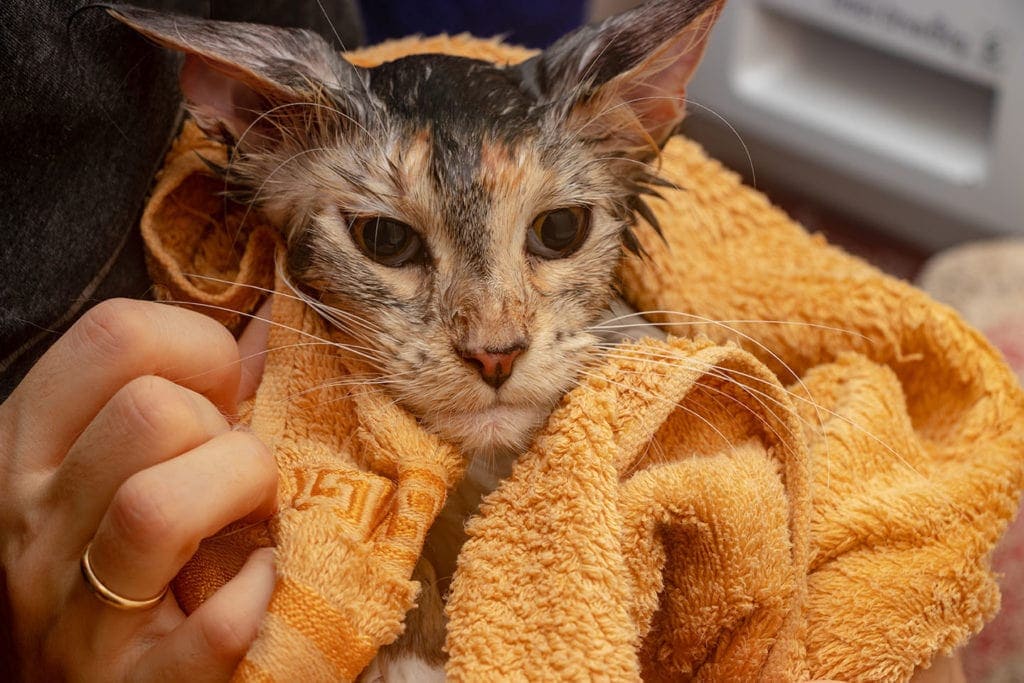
[4,299,242,468]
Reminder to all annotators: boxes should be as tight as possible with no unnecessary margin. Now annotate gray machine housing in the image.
[686,0,1023,247]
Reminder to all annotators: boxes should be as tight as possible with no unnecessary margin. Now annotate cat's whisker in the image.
[588,154,661,173]
[614,339,966,516]
[254,347,384,384]
[156,298,390,368]
[180,270,327,317]
[624,434,668,479]
[570,366,739,452]
[231,145,336,241]
[588,343,940,489]
[283,285,383,339]
[595,308,828,387]
[312,0,348,51]
[569,356,815,487]
[221,99,387,248]
[179,271,283,299]
[587,341,817,472]
[284,384,394,412]
[278,269,389,340]
[574,347,793,440]
[418,379,481,422]
[234,100,380,159]
[587,349,803,448]
[208,518,272,541]
[588,333,839,488]
[178,271,383,339]
[590,318,870,343]
[578,92,756,187]
[619,307,836,470]
[237,340,366,363]
[278,371,413,404]
[680,98,757,188]
[153,300,335,345]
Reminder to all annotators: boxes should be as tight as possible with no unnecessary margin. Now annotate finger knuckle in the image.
[109,472,177,544]
[198,611,258,661]
[115,376,197,441]
[179,308,240,368]
[74,299,151,363]
[235,431,277,483]
[202,314,239,357]
[225,430,273,465]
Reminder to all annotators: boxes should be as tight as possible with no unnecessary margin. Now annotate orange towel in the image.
[140,36,1024,683]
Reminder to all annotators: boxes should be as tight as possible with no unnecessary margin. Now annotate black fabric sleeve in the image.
[0,0,364,399]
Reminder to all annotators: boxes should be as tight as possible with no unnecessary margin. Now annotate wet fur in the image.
[108,1,723,677]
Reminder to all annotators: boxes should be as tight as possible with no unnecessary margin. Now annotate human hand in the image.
[0,298,277,681]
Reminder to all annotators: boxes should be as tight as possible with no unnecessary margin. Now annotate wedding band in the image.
[80,541,168,611]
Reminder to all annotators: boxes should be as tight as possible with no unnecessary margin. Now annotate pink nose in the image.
[459,345,526,389]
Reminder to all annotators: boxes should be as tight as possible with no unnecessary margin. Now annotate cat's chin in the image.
[427,404,548,460]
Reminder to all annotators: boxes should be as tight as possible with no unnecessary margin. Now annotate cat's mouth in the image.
[426,402,549,459]
[473,403,538,423]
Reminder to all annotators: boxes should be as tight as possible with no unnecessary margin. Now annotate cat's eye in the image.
[350,216,424,267]
[527,207,591,259]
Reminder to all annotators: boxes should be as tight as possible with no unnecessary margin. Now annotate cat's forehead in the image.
[365,55,545,190]
[367,54,538,136]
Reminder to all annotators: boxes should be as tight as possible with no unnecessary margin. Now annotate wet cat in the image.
[109,0,723,678]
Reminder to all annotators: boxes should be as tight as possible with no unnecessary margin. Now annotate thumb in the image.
[236,297,273,404]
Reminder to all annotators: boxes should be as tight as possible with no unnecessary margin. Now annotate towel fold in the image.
[139,35,1024,682]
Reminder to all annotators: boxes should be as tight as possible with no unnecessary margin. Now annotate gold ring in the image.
[80,541,168,611]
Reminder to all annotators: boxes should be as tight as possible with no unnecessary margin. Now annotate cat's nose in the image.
[458,344,526,389]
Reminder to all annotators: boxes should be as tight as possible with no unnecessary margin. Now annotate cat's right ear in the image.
[516,0,723,160]
[105,5,366,148]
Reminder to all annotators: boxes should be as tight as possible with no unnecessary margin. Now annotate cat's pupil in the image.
[351,216,422,267]
[528,207,590,259]
[369,219,408,255]
[541,211,578,247]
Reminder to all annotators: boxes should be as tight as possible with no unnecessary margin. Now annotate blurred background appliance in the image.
[679,0,1023,248]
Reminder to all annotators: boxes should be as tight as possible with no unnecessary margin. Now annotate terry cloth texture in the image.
[139,36,1024,683]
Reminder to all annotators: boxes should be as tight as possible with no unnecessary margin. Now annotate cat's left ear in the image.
[105,4,366,148]
[516,0,724,159]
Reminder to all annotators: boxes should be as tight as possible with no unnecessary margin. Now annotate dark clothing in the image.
[362,0,585,48]
[0,1,363,398]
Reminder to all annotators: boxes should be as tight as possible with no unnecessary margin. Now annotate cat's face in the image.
[110,0,723,457]
[269,55,632,455]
